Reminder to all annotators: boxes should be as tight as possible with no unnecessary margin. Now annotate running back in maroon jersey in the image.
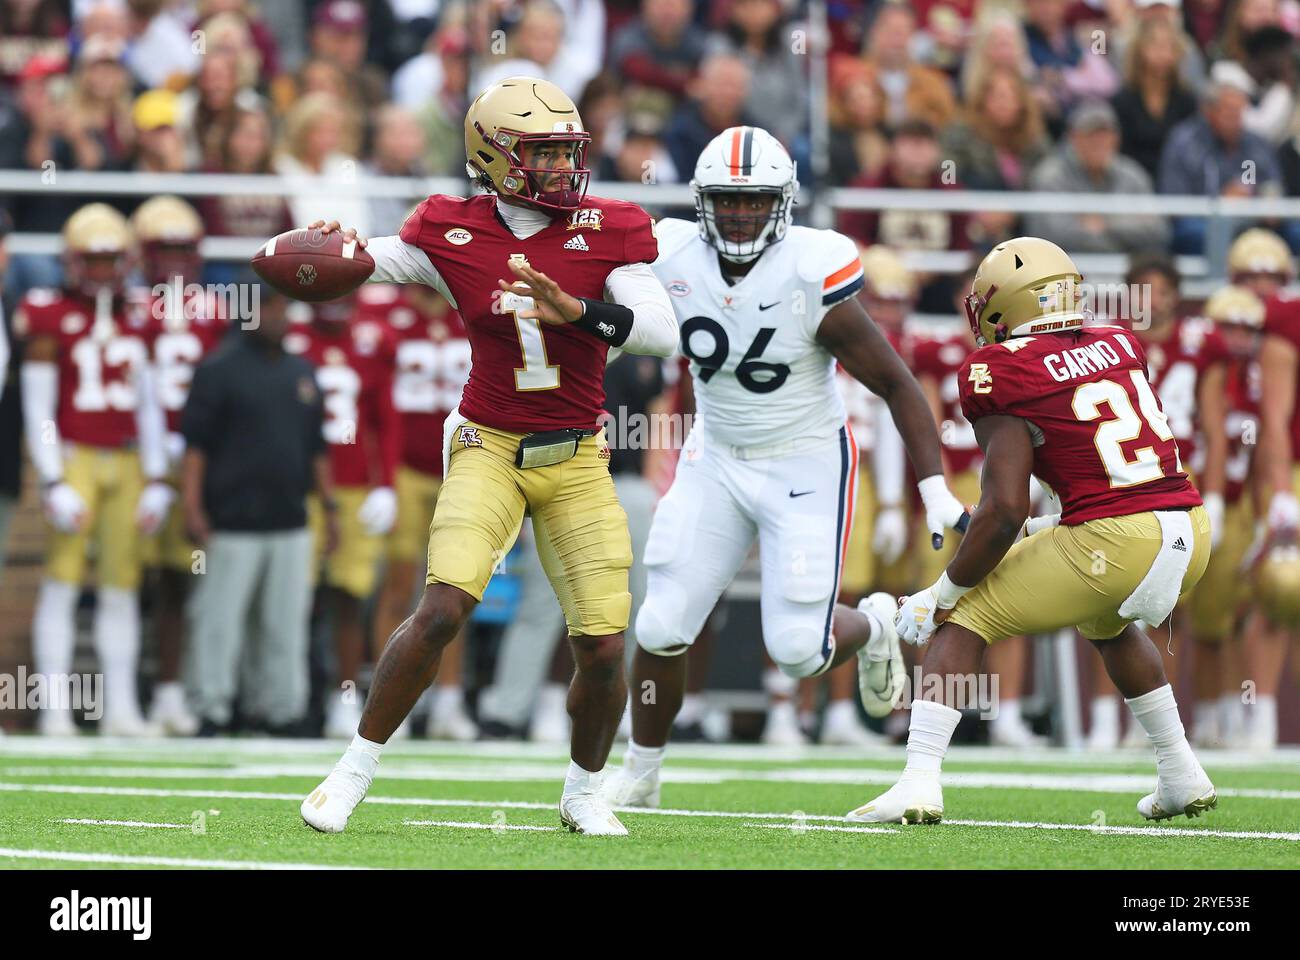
[1135,316,1230,469]
[1264,292,1300,464]
[285,312,401,488]
[138,287,230,432]
[959,327,1203,524]
[356,285,470,476]
[399,193,658,433]
[15,288,153,449]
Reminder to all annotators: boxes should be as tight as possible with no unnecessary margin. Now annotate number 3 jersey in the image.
[959,327,1202,526]
[15,288,153,449]
[651,218,864,448]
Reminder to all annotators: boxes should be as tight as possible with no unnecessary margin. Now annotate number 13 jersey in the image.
[651,219,864,448]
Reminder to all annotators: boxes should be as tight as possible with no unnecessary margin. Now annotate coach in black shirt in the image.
[180,286,336,734]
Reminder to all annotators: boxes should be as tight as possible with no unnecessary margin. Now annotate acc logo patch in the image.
[444,228,473,245]
[666,280,691,297]
[457,426,483,448]
[568,208,603,231]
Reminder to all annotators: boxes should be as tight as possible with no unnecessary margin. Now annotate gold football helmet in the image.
[1227,228,1292,281]
[1256,542,1300,628]
[132,195,204,286]
[464,76,591,212]
[963,237,1085,346]
[62,202,133,296]
[860,244,916,302]
[1204,284,1265,329]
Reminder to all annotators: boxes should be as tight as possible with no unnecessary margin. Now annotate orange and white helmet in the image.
[691,125,796,263]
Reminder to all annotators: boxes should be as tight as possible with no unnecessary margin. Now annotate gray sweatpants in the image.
[477,474,659,728]
[185,528,313,726]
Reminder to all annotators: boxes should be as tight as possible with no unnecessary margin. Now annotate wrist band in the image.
[574,298,633,347]
[934,571,972,610]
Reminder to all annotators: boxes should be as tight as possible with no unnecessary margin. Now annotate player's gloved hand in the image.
[918,474,970,550]
[358,486,398,536]
[136,481,176,535]
[872,505,908,564]
[1266,490,1299,534]
[1240,520,1269,572]
[1018,512,1061,542]
[43,481,87,533]
[1202,492,1225,549]
[894,572,971,645]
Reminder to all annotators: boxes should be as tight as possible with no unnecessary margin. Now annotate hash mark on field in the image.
[0,847,367,870]
[403,819,554,831]
[945,819,1300,842]
[743,822,895,835]
[58,818,190,829]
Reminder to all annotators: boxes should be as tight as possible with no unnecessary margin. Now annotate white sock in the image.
[94,587,140,719]
[824,699,858,730]
[536,683,568,715]
[763,669,797,698]
[1193,700,1219,737]
[1125,684,1197,777]
[677,693,704,725]
[993,697,1023,731]
[341,733,382,779]
[767,700,798,725]
[1219,691,1245,739]
[1249,695,1278,745]
[34,579,78,710]
[625,740,664,773]
[564,759,601,795]
[433,684,465,719]
[901,700,962,780]
[1090,695,1119,738]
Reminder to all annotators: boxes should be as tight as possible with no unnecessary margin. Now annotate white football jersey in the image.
[652,218,864,448]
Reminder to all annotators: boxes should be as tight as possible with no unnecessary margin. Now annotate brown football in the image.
[251,227,375,302]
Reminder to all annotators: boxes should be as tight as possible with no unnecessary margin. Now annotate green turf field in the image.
[0,737,1297,869]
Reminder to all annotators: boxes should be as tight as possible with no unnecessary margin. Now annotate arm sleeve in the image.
[604,261,679,357]
[134,362,169,480]
[365,235,457,307]
[20,361,64,484]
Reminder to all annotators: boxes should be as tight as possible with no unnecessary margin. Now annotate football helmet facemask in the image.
[692,126,796,264]
[62,203,133,298]
[464,76,591,213]
[1227,228,1292,282]
[132,195,204,286]
[964,236,1086,346]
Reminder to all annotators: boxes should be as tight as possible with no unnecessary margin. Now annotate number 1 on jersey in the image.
[503,294,560,391]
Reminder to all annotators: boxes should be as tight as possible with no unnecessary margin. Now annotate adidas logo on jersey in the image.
[563,234,590,252]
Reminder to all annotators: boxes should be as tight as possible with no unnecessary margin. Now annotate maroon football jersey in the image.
[1134,317,1229,469]
[959,327,1202,525]
[356,284,470,477]
[1223,358,1261,505]
[913,335,982,475]
[16,288,153,449]
[284,315,400,488]
[399,194,658,433]
[138,286,229,432]
[1264,292,1300,465]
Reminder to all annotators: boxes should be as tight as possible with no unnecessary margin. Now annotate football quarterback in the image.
[850,237,1216,825]
[297,77,677,838]
[602,126,968,809]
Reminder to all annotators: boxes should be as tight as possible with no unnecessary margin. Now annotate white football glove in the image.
[1267,490,1299,534]
[136,481,176,535]
[358,486,398,536]
[894,572,972,646]
[43,481,87,533]
[917,474,968,549]
[872,505,908,564]
[1202,492,1225,550]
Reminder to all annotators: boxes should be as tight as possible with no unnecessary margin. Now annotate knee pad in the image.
[635,588,692,656]
[766,618,832,678]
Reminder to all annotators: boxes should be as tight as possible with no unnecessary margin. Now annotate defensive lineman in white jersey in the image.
[604,126,969,807]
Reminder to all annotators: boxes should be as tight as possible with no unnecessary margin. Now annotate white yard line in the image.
[743,822,896,835]
[403,820,553,831]
[0,847,366,870]
[3,764,1296,801]
[57,818,190,829]
[3,782,1295,842]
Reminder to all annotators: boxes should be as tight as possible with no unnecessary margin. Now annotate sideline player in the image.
[851,237,1215,824]
[602,127,968,808]
[297,77,677,836]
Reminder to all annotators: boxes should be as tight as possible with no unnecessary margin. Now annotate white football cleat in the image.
[148,682,199,736]
[845,777,943,824]
[559,791,628,836]
[762,702,807,745]
[428,703,478,741]
[1137,769,1217,821]
[301,762,373,834]
[820,705,888,746]
[37,708,78,737]
[857,592,906,719]
[100,709,162,738]
[989,717,1046,748]
[601,764,661,809]
[324,693,362,739]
